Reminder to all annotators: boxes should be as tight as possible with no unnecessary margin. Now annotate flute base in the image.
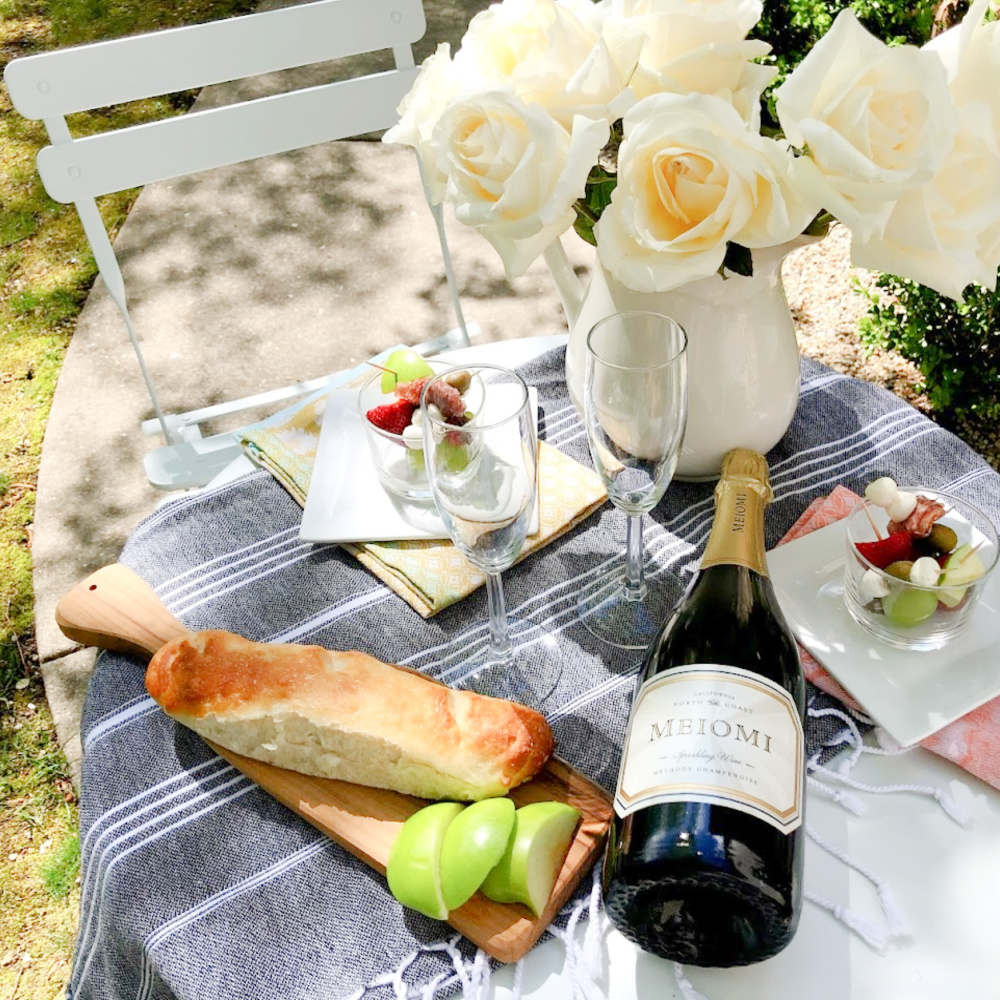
[578,580,673,650]
[452,618,563,711]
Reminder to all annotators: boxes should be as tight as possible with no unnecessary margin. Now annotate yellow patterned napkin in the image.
[240,385,608,618]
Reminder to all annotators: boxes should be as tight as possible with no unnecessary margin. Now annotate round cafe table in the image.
[71,338,1000,1000]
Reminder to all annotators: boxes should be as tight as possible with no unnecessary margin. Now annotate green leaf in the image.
[721,242,753,278]
[803,210,835,238]
[574,161,618,248]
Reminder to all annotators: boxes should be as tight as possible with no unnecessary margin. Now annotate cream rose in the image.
[600,0,773,126]
[382,44,468,204]
[923,0,992,82]
[600,0,764,37]
[851,99,1000,299]
[775,10,957,241]
[595,93,820,293]
[630,22,774,126]
[948,14,1000,133]
[431,90,609,276]
[454,0,642,128]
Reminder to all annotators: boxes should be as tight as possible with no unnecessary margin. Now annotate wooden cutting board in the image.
[56,564,614,963]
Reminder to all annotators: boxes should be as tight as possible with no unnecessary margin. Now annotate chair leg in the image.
[76,199,178,446]
[417,156,471,349]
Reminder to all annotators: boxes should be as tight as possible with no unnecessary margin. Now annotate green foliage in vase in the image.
[857,274,1000,423]
[573,119,621,247]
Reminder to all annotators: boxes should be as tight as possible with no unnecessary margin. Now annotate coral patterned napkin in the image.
[778,484,1000,791]
[241,388,608,618]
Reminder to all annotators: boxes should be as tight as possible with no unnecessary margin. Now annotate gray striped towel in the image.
[70,347,1000,1000]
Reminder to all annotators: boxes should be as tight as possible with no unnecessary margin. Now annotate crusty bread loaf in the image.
[145,630,555,801]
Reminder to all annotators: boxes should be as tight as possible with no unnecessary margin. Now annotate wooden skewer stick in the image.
[862,500,884,541]
[958,539,986,564]
[365,360,394,374]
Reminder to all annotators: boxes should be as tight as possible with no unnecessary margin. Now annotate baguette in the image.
[145,630,555,801]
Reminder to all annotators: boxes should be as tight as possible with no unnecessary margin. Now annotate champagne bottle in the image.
[602,448,805,967]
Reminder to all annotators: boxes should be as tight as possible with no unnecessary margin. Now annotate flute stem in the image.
[624,514,647,602]
[486,571,512,664]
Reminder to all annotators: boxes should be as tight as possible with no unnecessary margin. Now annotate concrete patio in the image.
[29,0,593,785]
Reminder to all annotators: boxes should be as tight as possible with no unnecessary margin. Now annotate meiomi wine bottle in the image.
[602,448,806,967]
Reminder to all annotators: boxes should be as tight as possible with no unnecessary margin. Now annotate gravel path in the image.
[782,224,932,413]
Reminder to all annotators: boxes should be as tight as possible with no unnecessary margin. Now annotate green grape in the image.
[882,586,938,626]
[438,439,469,472]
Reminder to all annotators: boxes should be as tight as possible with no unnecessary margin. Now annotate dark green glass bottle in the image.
[602,449,806,967]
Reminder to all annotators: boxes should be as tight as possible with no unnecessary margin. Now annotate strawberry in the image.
[366,399,415,435]
[855,531,917,569]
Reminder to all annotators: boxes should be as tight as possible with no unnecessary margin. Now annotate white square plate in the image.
[300,384,538,544]
[767,519,1000,746]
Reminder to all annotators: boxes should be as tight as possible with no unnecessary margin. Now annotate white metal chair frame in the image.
[4,0,469,490]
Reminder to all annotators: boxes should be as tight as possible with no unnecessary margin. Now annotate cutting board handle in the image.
[55,564,189,658]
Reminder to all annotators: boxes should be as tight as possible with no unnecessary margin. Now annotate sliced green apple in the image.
[381,349,434,394]
[938,543,987,608]
[386,801,464,920]
[439,798,516,911]
[480,802,581,917]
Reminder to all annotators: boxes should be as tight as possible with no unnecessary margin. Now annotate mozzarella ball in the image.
[401,424,424,450]
[886,491,918,522]
[865,477,899,508]
[860,568,891,602]
[909,556,942,588]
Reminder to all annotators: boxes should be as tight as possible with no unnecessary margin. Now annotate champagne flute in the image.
[421,364,562,706]
[580,311,688,648]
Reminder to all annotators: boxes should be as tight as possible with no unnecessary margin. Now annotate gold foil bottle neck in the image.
[702,449,770,576]
[716,448,773,503]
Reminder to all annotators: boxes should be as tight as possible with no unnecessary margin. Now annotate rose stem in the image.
[862,501,884,540]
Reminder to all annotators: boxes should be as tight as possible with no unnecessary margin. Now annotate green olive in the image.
[927,523,958,554]
[884,560,914,581]
[444,370,472,394]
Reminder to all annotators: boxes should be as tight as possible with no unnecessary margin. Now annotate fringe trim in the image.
[806,823,909,944]
[673,963,709,1000]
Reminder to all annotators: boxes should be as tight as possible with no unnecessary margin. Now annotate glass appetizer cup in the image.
[843,488,999,651]
[358,361,480,501]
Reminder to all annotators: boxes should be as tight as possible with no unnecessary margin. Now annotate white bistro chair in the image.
[4,0,469,490]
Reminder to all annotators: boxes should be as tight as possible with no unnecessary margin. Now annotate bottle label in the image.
[613,664,804,833]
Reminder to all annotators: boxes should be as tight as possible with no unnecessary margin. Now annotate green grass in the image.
[0,0,256,991]
[38,832,80,899]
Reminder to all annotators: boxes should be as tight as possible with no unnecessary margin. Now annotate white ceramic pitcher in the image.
[544,238,803,480]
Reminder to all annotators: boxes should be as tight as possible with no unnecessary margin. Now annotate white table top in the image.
[494,746,1000,1000]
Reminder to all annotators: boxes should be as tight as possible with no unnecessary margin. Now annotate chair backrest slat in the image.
[1,0,472,489]
[5,0,425,120]
[37,69,418,201]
